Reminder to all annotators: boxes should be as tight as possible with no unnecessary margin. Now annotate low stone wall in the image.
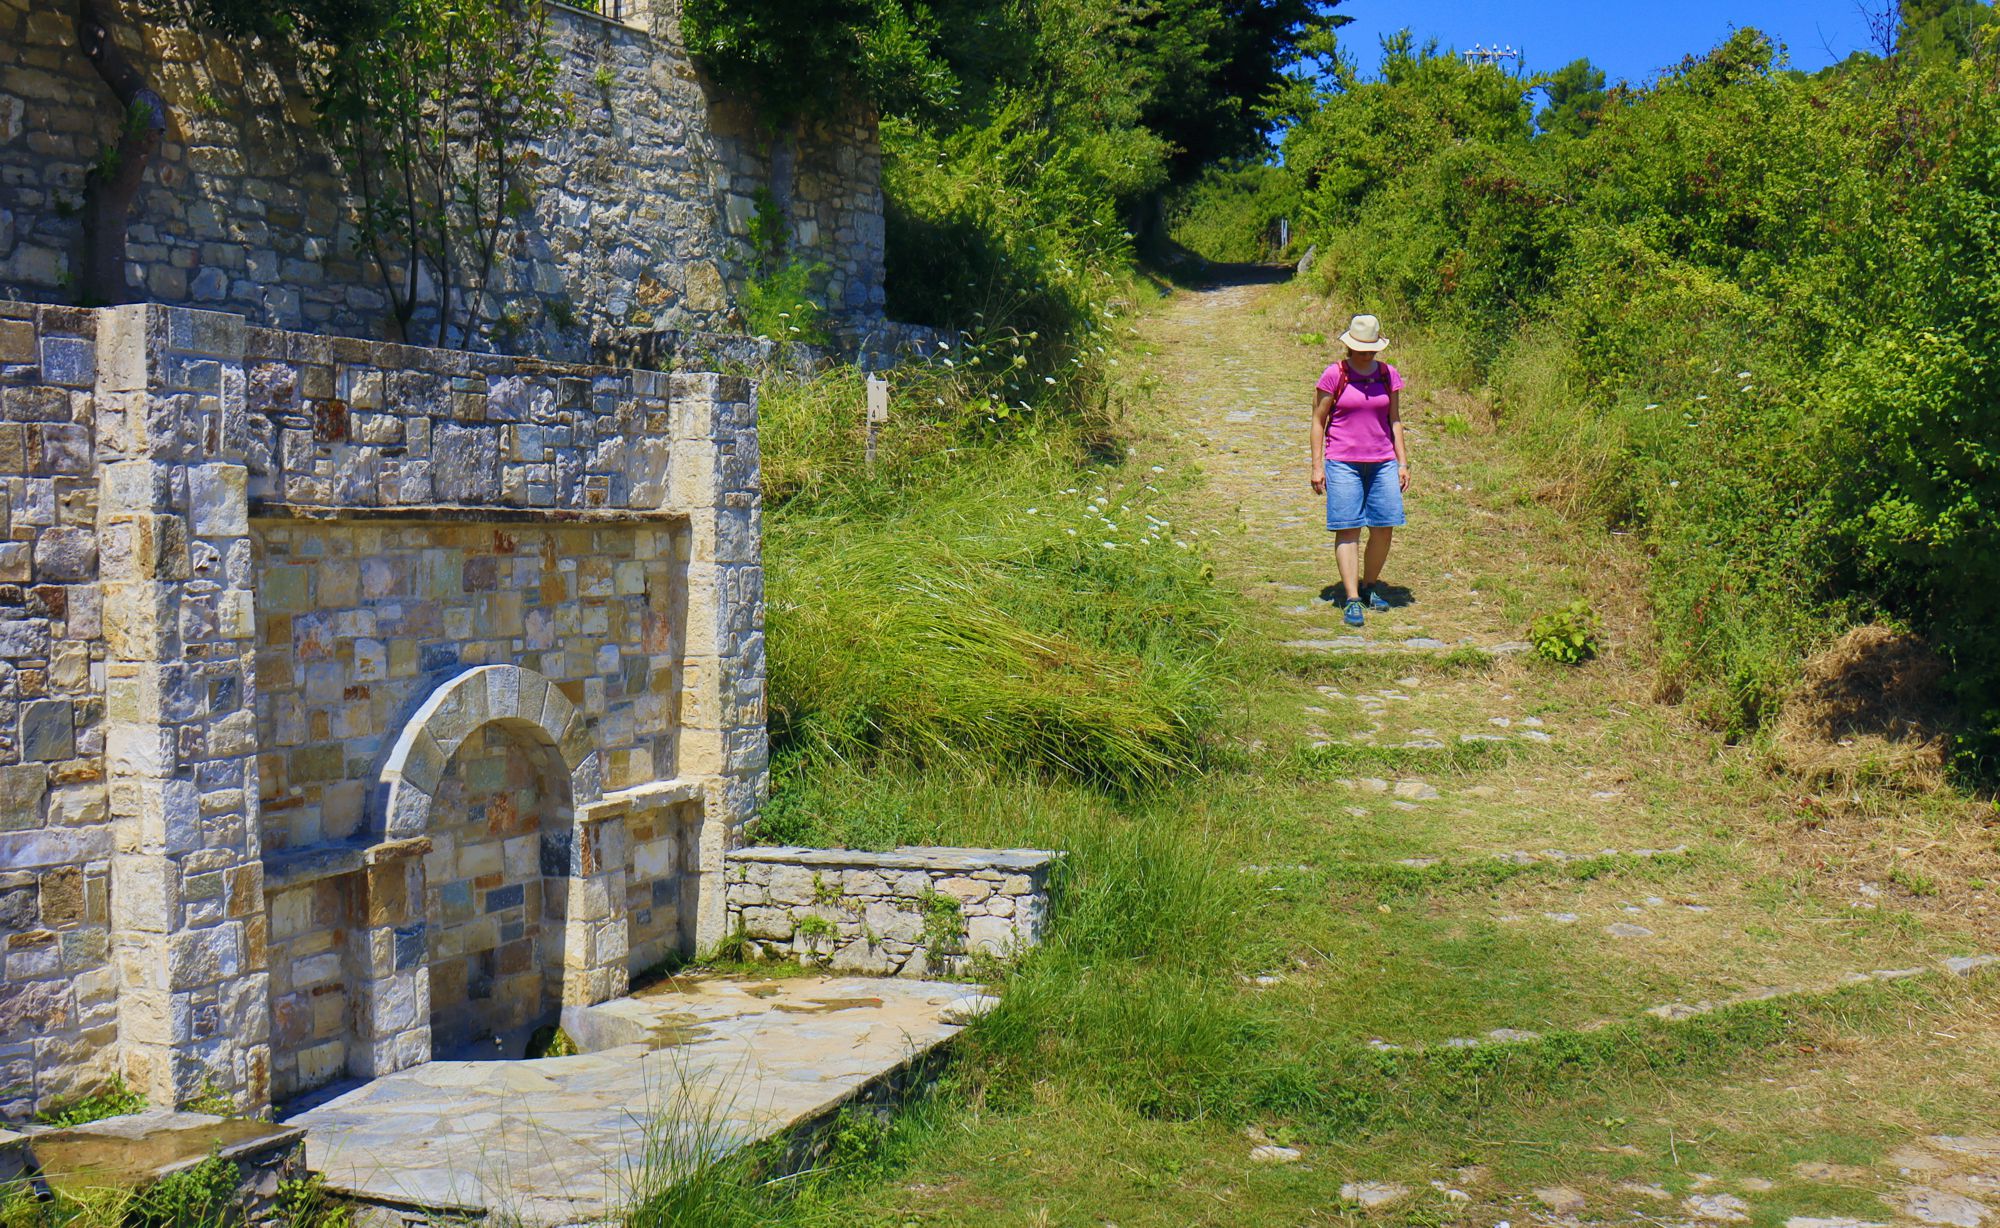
[725,847,1058,979]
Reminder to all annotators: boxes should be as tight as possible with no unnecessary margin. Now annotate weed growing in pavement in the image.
[33,1078,145,1127]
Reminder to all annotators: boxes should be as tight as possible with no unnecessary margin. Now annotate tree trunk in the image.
[74,0,167,306]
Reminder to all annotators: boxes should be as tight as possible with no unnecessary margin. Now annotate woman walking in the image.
[1310,314,1410,628]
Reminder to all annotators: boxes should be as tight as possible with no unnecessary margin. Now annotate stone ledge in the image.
[729,846,1060,873]
[20,1109,305,1186]
[264,836,435,889]
[264,842,367,891]
[250,502,690,525]
[579,776,705,821]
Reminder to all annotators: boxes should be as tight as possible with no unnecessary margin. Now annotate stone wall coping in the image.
[20,1109,306,1166]
[547,0,650,35]
[580,777,706,821]
[250,503,692,526]
[729,846,1061,873]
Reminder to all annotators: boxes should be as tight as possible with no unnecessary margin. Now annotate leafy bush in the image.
[1530,600,1604,665]
[741,261,831,347]
[126,1154,239,1228]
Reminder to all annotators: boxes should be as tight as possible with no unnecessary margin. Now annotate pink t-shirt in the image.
[1318,360,1404,462]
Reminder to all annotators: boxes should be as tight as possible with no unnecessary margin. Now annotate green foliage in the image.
[680,0,958,127]
[918,891,966,955]
[684,0,1347,180]
[1530,600,1604,665]
[1166,162,1301,263]
[795,913,837,961]
[1285,26,2000,765]
[274,1175,351,1228]
[1901,0,1998,60]
[525,1024,579,1059]
[34,1078,145,1127]
[741,261,831,347]
[180,1078,234,1117]
[1536,57,1611,137]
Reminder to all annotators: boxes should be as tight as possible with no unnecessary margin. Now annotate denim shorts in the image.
[1325,459,1405,531]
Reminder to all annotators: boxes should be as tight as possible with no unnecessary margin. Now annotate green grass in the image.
[764,383,1234,794]
[640,279,2000,1223]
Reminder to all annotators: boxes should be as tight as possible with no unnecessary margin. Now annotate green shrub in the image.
[741,260,831,347]
[1530,600,1604,665]
[1166,162,1301,263]
[126,1154,238,1228]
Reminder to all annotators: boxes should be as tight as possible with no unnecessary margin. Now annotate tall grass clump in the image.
[951,808,1279,1121]
[1284,27,2000,768]
[766,443,1231,795]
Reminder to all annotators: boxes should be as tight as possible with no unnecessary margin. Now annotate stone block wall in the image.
[0,304,115,1120]
[724,848,1058,980]
[250,520,688,855]
[0,0,886,359]
[421,723,568,1056]
[0,299,766,1118]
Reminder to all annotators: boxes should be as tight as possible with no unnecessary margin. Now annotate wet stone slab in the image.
[287,975,988,1224]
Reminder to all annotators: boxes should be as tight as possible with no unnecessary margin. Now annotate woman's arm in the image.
[1388,389,1411,492]
[1311,392,1333,493]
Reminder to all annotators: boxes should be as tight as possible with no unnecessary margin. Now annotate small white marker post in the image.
[865,375,890,472]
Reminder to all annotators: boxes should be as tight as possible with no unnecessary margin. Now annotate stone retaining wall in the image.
[725,847,1058,979]
[0,0,885,359]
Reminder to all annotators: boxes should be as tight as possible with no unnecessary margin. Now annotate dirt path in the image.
[1119,270,2000,1222]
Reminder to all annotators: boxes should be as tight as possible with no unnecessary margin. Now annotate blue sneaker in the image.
[1343,598,1366,627]
[1364,583,1391,612]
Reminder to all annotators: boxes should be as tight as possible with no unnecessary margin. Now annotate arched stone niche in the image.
[351,666,630,1077]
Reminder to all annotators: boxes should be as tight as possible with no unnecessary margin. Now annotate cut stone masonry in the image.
[0,298,765,1116]
[725,847,1058,979]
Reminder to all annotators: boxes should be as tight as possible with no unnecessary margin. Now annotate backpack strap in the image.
[1325,361,1350,440]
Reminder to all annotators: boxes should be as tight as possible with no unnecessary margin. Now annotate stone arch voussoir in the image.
[377,664,600,840]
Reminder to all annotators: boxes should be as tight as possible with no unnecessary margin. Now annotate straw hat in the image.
[1340,314,1390,352]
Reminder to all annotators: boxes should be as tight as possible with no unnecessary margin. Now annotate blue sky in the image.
[1332,0,1888,84]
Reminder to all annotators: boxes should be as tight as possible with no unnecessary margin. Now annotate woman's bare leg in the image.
[1336,529,1364,600]
[1363,527,1394,590]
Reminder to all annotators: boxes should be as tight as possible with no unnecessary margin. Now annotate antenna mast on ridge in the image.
[1462,43,1521,68]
